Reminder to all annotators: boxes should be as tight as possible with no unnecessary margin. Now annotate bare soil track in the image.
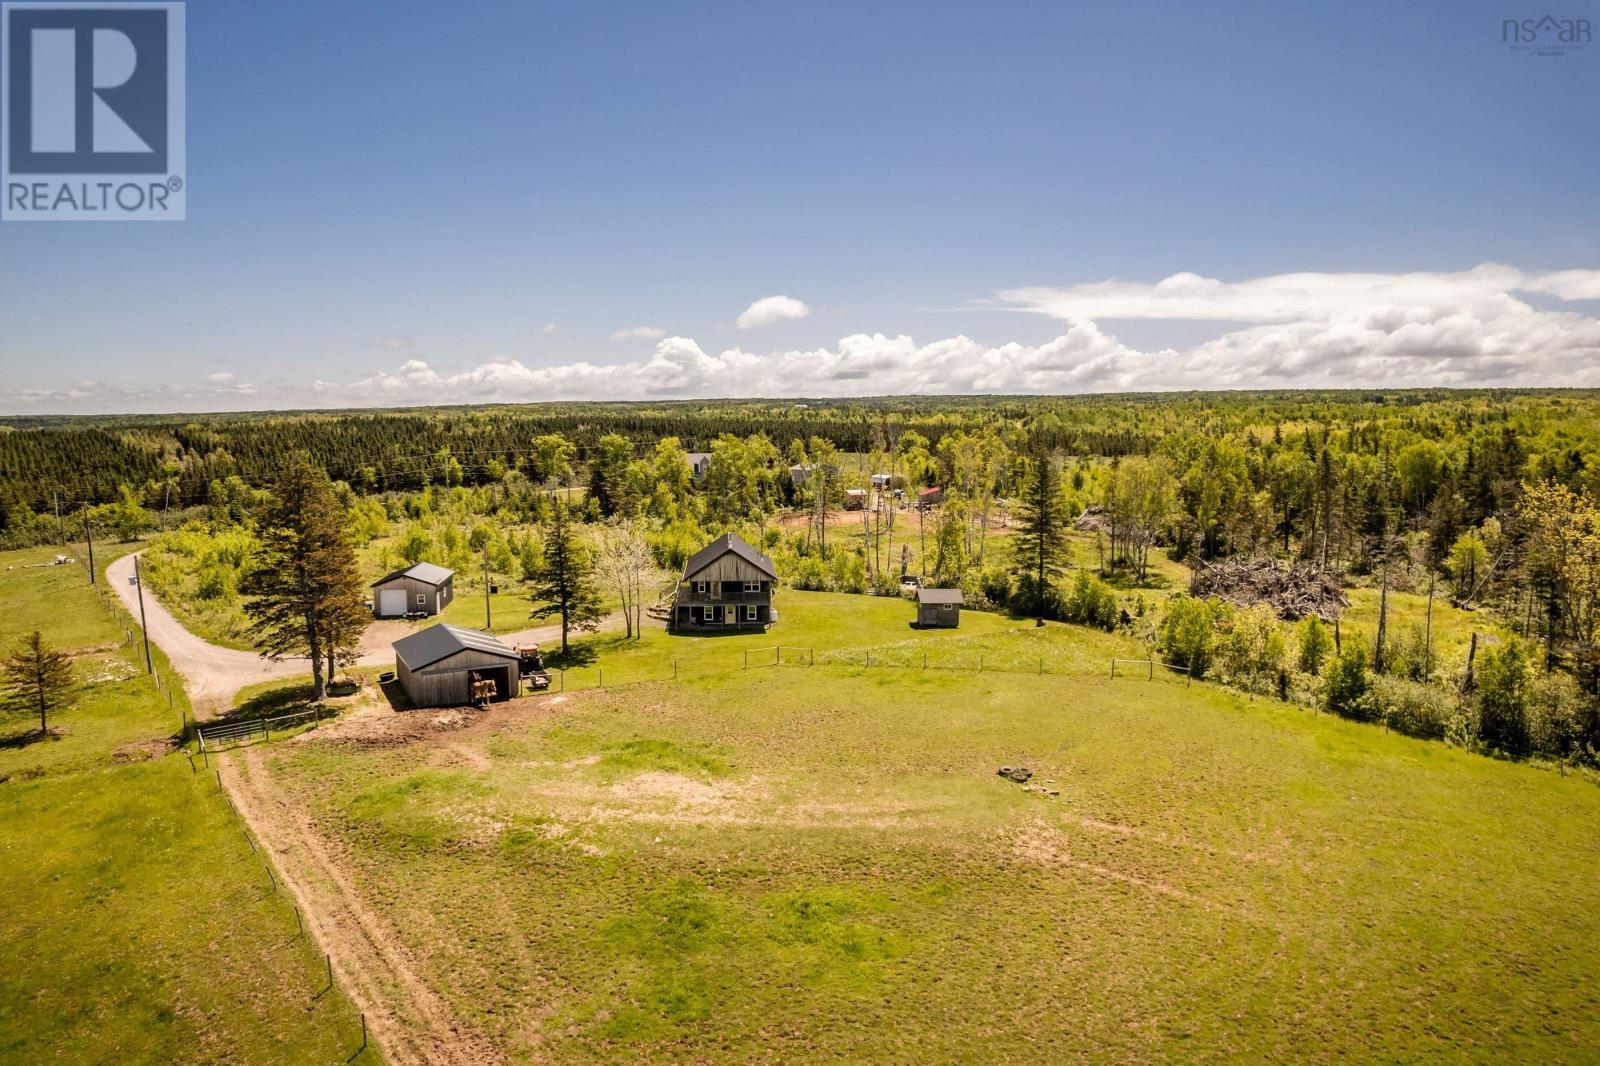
[224,732,504,1066]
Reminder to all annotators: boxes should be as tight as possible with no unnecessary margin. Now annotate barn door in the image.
[378,589,407,616]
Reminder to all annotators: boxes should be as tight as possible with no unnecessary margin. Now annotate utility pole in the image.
[483,541,492,630]
[134,554,153,673]
[83,507,96,585]
[53,490,64,545]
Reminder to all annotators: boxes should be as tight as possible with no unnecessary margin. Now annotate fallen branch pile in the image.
[1189,557,1347,621]
[1073,505,1110,535]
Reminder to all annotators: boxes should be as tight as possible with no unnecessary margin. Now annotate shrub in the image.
[1063,570,1117,630]
[1324,640,1373,720]
[1158,596,1220,679]
[1475,641,1532,754]
[1526,671,1589,760]
[1214,603,1287,695]
[1368,674,1456,741]
[1297,616,1332,675]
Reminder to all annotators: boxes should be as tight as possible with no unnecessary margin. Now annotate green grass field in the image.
[248,591,1600,1063]
[0,546,374,1065]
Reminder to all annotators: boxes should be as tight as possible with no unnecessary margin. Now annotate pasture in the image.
[239,592,1600,1063]
[0,546,373,1065]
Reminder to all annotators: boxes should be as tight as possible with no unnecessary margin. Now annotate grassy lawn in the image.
[0,545,373,1065]
[252,591,1600,1063]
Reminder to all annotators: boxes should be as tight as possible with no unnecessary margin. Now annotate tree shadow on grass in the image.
[0,726,61,750]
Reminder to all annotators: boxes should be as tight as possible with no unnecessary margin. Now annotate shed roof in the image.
[685,451,712,465]
[371,561,454,588]
[917,588,964,605]
[918,486,943,497]
[683,532,777,581]
[393,623,519,670]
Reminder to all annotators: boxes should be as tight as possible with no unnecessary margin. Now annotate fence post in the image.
[810,648,814,667]
[1039,656,1044,675]
[326,953,333,991]
[1148,659,1153,680]
[599,668,603,689]
[923,651,927,669]
[216,768,223,790]
[295,906,303,935]
[673,660,678,680]
[1110,659,1116,679]
[264,862,276,892]
[743,650,748,669]
[866,649,871,668]
[560,669,565,692]
[361,1014,368,1052]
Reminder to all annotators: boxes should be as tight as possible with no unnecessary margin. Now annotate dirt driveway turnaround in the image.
[107,553,304,713]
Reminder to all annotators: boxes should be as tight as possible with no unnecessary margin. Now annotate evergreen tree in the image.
[1011,444,1070,625]
[530,499,604,655]
[242,455,365,701]
[3,631,76,735]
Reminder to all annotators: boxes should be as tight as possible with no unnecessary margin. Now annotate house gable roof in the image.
[371,562,454,588]
[917,587,964,605]
[393,623,518,670]
[682,532,777,581]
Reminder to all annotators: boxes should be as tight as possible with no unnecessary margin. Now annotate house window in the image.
[744,580,762,593]
[744,605,758,621]
[705,606,719,623]
[415,593,426,606]
[694,580,708,595]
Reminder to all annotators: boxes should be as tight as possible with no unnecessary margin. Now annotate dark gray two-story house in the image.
[672,533,778,632]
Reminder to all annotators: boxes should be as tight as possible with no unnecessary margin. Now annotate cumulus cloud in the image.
[737,295,810,329]
[611,325,667,341]
[539,322,560,336]
[6,263,1600,414]
[207,371,235,384]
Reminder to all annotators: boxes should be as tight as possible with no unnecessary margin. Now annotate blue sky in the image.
[2,0,1598,411]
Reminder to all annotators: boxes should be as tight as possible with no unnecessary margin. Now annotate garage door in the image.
[378,589,407,617]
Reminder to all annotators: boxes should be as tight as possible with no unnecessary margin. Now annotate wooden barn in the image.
[371,562,455,618]
[673,533,778,632]
[392,623,521,707]
[916,587,963,628]
[917,486,944,510]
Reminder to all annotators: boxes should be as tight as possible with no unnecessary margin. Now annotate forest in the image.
[5,389,1598,767]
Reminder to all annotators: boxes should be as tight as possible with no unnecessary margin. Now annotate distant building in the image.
[673,533,778,632]
[789,463,815,487]
[916,587,963,628]
[371,562,455,618]
[844,488,867,510]
[684,451,712,480]
[869,473,892,488]
[917,486,944,509]
[392,623,521,707]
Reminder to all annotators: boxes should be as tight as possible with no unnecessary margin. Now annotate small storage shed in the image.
[371,562,455,618]
[918,486,944,509]
[393,623,521,708]
[916,587,963,628]
[844,488,867,510]
[685,451,712,480]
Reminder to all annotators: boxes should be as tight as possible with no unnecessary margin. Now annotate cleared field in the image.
[0,546,374,1065]
[240,595,1600,1063]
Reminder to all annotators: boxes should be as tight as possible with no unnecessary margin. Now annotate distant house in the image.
[918,486,944,509]
[916,587,963,628]
[673,533,778,632]
[372,562,455,618]
[393,623,520,707]
[789,463,815,487]
[684,451,712,480]
[844,488,867,510]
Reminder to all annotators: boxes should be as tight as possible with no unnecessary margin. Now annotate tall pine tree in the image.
[3,631,76,735]
[530,498,604,655]
[243,455,366,701]
[1011,443,1070,626]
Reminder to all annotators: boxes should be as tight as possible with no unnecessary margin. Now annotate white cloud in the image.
[737,295,810,330]
[207,371,235,384]
[611,325,667,341]
[6,263,1600,414]
[540,322,560,336]
[380,336,412,350]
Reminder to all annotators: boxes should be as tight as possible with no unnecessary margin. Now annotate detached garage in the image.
[392,623,521,708]
[372,562,455,618]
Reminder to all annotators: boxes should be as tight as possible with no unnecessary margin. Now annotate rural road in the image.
[109,552,628,714]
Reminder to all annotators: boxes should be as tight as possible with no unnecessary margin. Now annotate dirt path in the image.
[107,553,304,713]
[225,739,503,1066]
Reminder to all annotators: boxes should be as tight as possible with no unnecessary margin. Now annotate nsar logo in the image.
[1501,14,1591,57]
[2,1,185,221]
